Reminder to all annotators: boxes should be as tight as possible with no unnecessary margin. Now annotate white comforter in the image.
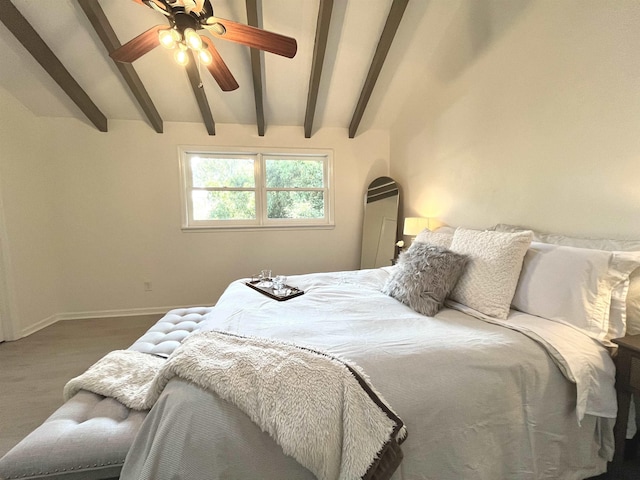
[122,267,617,480]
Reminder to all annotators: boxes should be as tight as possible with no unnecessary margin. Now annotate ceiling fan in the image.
[110,0,298,92]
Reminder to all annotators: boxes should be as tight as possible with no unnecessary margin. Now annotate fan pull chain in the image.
[197,54,204,89]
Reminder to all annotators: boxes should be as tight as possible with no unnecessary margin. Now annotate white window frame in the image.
[179,146,334,231]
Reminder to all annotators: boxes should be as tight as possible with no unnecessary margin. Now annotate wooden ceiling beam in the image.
[246,0,265,136]
[0,1,107,132]
[77,0,163,133]
[304,0,333,139]
[185,50,216,135]
[348,0,408,139]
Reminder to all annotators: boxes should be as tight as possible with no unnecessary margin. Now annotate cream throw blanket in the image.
[64,330,406,480]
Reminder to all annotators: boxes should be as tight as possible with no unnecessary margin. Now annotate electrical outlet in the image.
[144,281,152,292]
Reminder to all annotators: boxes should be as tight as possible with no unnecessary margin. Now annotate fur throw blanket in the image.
[64,330,407,480]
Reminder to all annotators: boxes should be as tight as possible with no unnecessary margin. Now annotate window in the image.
[179,147,334,229]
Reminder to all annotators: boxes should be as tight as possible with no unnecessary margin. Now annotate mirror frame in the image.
[360,177,400,269]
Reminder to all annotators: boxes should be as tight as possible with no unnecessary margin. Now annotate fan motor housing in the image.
[173,11,200,32]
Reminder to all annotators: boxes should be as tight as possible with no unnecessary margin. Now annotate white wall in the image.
[0,86,390,338]
[390,0,640,239]
[0,88,64,338]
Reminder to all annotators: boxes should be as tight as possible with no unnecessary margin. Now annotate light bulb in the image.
[184,28,202,50]
[199,48,213,65]
[174,48,189,66]
[158,29,177,49]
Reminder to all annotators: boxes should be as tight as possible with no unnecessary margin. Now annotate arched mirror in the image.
[360,177,400,269]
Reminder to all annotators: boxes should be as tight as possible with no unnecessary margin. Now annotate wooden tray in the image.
[245,280,304,301]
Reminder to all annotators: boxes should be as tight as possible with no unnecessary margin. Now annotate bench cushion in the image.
[0,392,146,480]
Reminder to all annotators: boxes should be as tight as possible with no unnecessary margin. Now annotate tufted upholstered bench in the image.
[0,306,214,480]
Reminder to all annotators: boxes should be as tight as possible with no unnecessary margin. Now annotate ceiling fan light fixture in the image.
[174,47,189,66]
[184,28,203,50]
[207,21,226,36]
[198,48,213,65]
[147,1,170,16]
[120,0,296,89]
[158,28,180,49]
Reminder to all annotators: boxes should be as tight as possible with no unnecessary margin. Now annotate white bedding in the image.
[122,267,617,480]
[205,267,616,420]
[445,300,617,422]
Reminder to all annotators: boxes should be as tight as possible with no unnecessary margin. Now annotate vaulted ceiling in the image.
[0,0,441,138]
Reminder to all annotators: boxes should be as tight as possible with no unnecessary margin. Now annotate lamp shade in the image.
[403,217,430,236]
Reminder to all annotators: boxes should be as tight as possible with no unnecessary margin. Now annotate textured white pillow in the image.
[414,229,453,248]
[511,242,640,342]
[494,224,640,337]
[449,228,533,319]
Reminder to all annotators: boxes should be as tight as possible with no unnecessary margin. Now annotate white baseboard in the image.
[15,305,201,340]
[18,314,59,339]
[57,305,189,321]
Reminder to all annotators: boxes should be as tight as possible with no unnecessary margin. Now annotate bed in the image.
[2,225,639,480]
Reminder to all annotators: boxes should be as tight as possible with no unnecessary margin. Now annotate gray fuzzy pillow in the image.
[383,243,468,316]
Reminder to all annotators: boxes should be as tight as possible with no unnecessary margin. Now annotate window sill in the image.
[181,223,336,233]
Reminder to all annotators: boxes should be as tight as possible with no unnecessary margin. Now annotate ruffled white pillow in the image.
[494,224,640,338]
[511,242,640,343]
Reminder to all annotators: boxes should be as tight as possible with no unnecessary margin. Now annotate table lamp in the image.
[403,217,430,237]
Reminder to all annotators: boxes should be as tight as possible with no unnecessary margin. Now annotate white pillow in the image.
[449,228,532,319]
[433,225,457,235]
[494,224,640,337]
[494,224,640,251]
[511,242,640,342]
[414,229,453,248]
[627,277,640,335]
[610,277,631,338]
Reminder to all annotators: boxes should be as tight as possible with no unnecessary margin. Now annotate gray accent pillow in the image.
[382,243,468,316]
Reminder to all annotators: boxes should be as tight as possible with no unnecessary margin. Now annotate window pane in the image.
[192,190,256,220]
[267,191,325,219]
[265,159,324,188]
[191,156,255,188]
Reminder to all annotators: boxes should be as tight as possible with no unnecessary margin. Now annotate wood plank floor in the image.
[0,315,160,458]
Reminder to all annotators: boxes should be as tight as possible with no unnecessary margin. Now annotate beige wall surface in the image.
[0,89,63,338]
[0,86,390,338]
[390,1,640,239]
[6,1,640,339]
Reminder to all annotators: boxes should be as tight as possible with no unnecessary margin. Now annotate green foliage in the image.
[265,159,325,219]
[192,156,254,188]
[267,191,324,219]
[205,191,255,220]
[192,191,255,220]
[190,156,325,221]
[265,159,323,188]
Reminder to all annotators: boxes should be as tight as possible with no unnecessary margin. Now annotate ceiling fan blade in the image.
[202,39,239,91]
[203,17,297,58]
[110,25,164,63]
